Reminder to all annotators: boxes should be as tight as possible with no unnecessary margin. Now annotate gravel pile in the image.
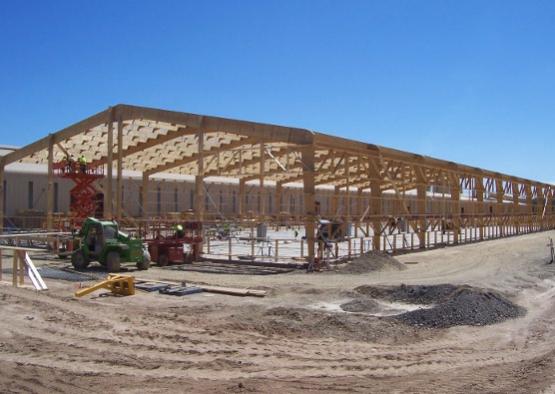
[332,252,406,274]
[355,284,459,304]
[355,284,526,328]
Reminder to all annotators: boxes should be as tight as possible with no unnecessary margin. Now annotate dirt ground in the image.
[2,231,555,393]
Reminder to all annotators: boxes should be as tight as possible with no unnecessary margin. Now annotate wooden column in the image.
[259,142,265,218]
[275,183,282,220]
[104,116,114,219]
[301,144,316,269]
[370,180,382,251]
[476,176,484,240]
[46,135,54,230]
[331,185,340,217]
[416,182,427,248]
[355,188,363,237]
[512,181,520,234]
[495,179,504,236]
[116,118,123,220]
[239,178,246,221]
[451,177,461,244]
[525,183,533,232]
[141,173,149,218]
[537,184,545,230]
[195,129,205,222]
[344,158,351,222]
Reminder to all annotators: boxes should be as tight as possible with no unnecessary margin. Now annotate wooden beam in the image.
[90,126,199,167]
[117,104,314,145]
[2,108,110,165]
[145,136,256,177]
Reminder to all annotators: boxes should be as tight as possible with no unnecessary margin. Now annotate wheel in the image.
[137,250,151,270]
[71,250,89,270]
[106,251,121,272]
[157,253,169,267]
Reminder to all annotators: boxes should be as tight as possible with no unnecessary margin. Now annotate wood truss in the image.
[0,104,553,265]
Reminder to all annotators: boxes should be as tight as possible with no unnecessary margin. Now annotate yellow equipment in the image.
[75,274,135,297]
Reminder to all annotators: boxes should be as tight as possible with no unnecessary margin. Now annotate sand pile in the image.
[332,252,406,274]
[354,284,525,328]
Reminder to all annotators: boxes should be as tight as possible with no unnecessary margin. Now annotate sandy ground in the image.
[2,231,555,393]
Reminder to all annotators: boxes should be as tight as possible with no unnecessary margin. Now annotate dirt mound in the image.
[355,284,459,304]
[235,306,435,344]
[332,252,406,274]
[355,284,525,328]
[340,298,381,313]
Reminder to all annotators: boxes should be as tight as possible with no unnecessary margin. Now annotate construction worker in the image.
[174,224,184,238]
[65,153,74,172]
[78,154,87,173]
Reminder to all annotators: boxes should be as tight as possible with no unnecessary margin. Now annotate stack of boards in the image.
[135,280,266,297]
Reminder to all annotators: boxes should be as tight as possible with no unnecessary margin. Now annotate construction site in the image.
[1,104,555,393]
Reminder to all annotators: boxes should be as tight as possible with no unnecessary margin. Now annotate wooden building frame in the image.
[1,104,553,267]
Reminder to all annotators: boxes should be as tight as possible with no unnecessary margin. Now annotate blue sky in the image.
[0,1,554,182]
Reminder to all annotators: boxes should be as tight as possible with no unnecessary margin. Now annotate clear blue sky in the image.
[0,1,553,182]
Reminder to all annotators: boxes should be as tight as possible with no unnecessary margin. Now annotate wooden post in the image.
[46,135,54,230]
[537,184,545,230]
[275,239,279,262]
[451,177,461,244]
[476,176,484,240]
[105,113,114,219]
[301,144,316,269]
[512,181,520,234]
[195,129,205,222]
[344,158,351,222]
[275,183,282,223]
[228,236,232,262]
[495,179,504,236]
[355,188,363,237]
[142,173,149,219]
[116,117,124,220]
[12,250,18,287]
[416,182,427,248]
[238,178,246,221]
[259,141,265,218]
[332,185,340,218]
[371,180,382,251]
[525,183,533,232]
[18,251,24,285]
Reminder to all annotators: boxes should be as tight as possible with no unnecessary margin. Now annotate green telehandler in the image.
[71,217,150,272]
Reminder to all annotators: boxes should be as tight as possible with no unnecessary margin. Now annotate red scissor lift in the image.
[53,160,104,227]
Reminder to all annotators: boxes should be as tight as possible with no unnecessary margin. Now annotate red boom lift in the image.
[53,160,104,227]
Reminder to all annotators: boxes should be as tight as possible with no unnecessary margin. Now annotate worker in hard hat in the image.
[65,153,74,173]
[174,224,184,238]
[78,154,87,173]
